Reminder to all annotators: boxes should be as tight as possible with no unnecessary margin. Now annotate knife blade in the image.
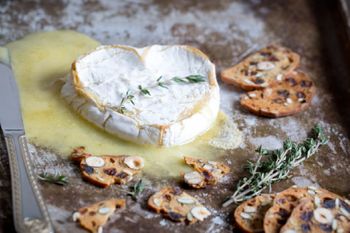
[0,62,54,233]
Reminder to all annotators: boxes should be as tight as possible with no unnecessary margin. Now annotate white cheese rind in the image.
[61,45,220,146]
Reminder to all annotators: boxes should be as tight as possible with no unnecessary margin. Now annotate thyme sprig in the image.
[115,179,146,201]
[127,179,145,201]
[222,124,328,207]
[38,172,69,186]
[116,74,205,113]
[117,90,135,114]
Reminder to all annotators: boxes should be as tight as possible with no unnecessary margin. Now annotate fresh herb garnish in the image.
[157,76,168,89]
[116,75,205,114]
[172,75,206,84]
[138,85,151,96]
[172,77,188,83]
[222,124,328,207]
[38,172,68,186]
[117,90,135,114]
[114,179,146,201]
[127,179,145,201]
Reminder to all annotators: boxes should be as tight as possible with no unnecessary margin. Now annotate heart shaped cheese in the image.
[61,45,220,146]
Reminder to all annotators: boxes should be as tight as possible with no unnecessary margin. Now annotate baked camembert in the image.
[61,45,220,146]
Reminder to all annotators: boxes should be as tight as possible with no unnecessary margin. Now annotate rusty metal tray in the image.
[1,0,350,232]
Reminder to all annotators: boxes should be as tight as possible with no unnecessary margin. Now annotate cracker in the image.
[221,44,300,91]
[72,198,125,233]
[148,187,211,224]
[71,147,144,188]
[240,71,315,117]
[183,156,230,188]
[234,194,275,233]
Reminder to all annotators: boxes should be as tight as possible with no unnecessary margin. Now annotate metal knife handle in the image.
[5,130,54,233]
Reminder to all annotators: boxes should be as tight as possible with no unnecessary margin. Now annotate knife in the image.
[0,62,54,233]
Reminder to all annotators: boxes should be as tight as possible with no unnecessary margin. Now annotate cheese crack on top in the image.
[61,45,220,146]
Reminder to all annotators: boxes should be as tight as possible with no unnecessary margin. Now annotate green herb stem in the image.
[117,90,135,114]
[38,173,68,186]
[222,124,328,207]
[115,179,145,201]
[116,74,206,114]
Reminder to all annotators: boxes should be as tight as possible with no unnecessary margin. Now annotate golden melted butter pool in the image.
[2,30,239,177]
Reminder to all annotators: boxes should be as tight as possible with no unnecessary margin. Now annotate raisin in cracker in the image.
[183,156,230,189]
[148,187,211,224]
[221,44,300,91]
[240,71,315,117]
[72,198,125,233]
[71,147,144,188]
[234,194,275,233]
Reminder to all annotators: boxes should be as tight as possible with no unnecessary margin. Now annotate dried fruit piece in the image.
[148,187,211,224]
[72,199,125,233]
[182,156,230,189]
[71,147,144,188]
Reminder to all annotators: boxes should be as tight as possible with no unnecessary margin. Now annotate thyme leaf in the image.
[38,173,68,186]
[138,85,151,96]
[172,76,188,84]
[157,76,168,89]
[127,179,145,201]
[185,74,206,83]
[117,90,135,114]
[172,75,206,84]
[222,124,328,207]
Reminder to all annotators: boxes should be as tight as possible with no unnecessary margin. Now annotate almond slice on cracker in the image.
[148,187,211,223]
[221,44,300,91]
[72,198,125,233]
[71,147,144,188]
[240,71,315,117]
[182,156,230,188]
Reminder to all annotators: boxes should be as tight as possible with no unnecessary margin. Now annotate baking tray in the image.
[1,0,350,232]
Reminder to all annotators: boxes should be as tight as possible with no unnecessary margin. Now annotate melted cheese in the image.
[0,47,9,64]
[4,30,238,177]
